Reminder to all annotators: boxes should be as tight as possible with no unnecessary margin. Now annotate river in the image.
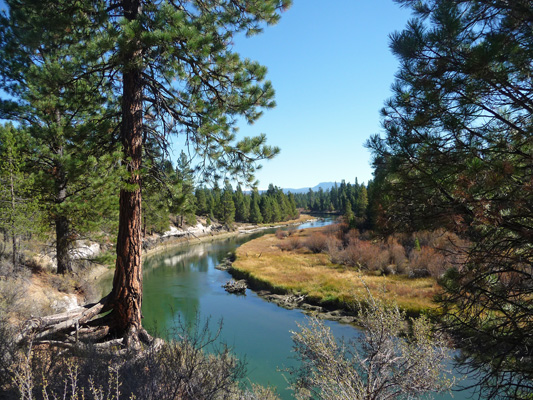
[104,218,476,399]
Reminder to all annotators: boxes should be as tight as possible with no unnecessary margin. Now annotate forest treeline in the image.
[1,121,374,273]
[0,129,306,265]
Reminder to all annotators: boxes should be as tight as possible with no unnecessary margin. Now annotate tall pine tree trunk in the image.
[109,0,144,346]
[54,111,72,275]
[55,214,71,274]
[54,162,72,274]
[9,157,17,273]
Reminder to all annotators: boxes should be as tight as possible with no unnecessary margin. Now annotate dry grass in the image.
[233,227,440,315]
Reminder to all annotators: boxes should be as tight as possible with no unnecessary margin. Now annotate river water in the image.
[105,218,475,399]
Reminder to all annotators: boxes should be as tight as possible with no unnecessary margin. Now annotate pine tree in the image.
[354,185,368,217]
[0,124,41,273]
[367,0,533,395]
[220,182,236,226]
[195,188,208,216]
[234,185,249,222]
[288,193,299,219]
[0,1,120,274]
[6,0,291,348]
[249,189,263,224]
[260,195,273,223]
[174,151,196,226]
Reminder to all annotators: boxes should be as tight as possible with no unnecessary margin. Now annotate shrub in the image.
[0,316,16,391]
[386,238,407,273]
[275,229,288,240]
[304,232,329,254]
[279,236,302,251]
[288,293,453,400]
[4,317,280,400]
[408,246,449,279]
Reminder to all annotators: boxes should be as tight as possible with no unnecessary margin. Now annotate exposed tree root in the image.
[14,295,164,353]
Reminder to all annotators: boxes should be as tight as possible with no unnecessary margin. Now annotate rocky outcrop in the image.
[223,279,247,294]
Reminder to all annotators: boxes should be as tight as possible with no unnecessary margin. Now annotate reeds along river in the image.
[102,218,476,399]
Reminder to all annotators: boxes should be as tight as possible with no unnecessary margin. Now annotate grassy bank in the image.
[232,227,440,316]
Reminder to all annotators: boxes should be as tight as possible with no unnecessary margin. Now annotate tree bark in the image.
[55,214,72,274]
[109,0,144,347]
[54,161,72,274]
[9,154,17,273]
[53,108,72,275]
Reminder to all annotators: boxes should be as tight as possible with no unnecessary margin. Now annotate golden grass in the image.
[232,228,440,315]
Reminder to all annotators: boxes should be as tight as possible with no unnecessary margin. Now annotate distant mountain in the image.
[283,182,337,194]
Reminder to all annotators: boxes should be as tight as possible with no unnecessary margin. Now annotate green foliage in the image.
[249,189,263,224]
[291,180,370,225]
[220,182,236,225]
[0,1,122,273]
[0,124,43,271]
[367,0,533,396]
[0,0,292,276]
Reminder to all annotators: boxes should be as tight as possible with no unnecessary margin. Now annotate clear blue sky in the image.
[230,0,413,189]
[0,0,413,189]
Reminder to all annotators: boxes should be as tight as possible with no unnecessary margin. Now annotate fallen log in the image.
[15,296,108,346]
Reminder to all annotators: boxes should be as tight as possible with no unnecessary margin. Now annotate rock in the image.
[215,255,234,271]
[300,303,324,313]
[50,294,79,313]
[407,268,430,278]
[223,279,247,294]
[71,241,100,260]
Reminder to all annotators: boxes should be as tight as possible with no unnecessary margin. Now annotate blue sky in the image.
[229,0,413,189]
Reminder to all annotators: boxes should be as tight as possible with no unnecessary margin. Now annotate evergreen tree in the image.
[220,182,236,225]
[234,185,248,222]
[0,124,41,272]
[212,182,222,221]
[260,195,273,223]
[195,188,208,216]
[4,0,291,347]
[249,189,263,224]
[271,198,282,222]
[288,193,299,219]
[367,0,533,395]
[0,1,120,274]
[175,151,196,226]
[354,185,368,217]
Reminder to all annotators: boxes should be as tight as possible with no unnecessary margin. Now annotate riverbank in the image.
[141,214,316,258]
[230,226,440,318]
[1,214,317,325]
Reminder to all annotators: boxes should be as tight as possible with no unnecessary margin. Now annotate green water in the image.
[104,219,477,399]
[140,220,360,398]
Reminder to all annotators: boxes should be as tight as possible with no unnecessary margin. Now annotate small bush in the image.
[275,229,288,240]
[304,233,329,254]
[386,238,407,272]
[279,236,302,251]
[0,316,16,391]
[286,227,297,236]
[288,293,453,400]
[408,246,449,278]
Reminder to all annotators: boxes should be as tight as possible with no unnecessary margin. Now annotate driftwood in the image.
[15,296,109,346]
[222,279,247,294]
[14,295,164,354]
